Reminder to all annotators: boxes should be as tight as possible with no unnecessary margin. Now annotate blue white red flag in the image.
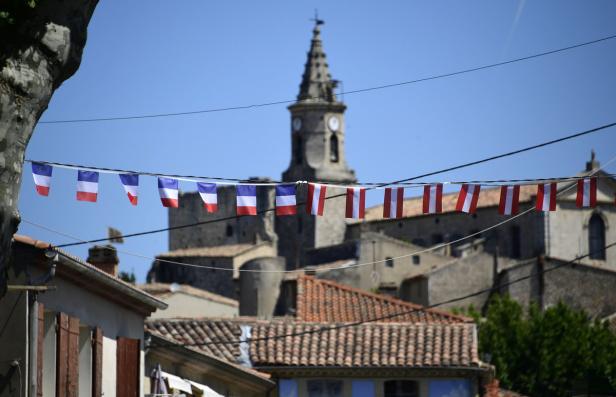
[197,183,218,213]
[77,170,99,202]
[276,184,296,216]
[383,187,404,219]
[236,185,257,215]
[345,187,366,219]
[31,162,52,196]
[119,174,139,206]
[306,183,326,216]
[158,177,179,208]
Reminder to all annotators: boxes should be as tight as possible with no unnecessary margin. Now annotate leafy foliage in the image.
[0,0,38,30]
[118,271,136,284]
[478,295,616,396]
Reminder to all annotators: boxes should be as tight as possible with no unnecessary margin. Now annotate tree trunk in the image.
[0,0,99,297]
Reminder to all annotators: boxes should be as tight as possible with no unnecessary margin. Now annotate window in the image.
[295,136,303,165]
[330,134,339,163]
[78,327,92,397]
[412,255,420,265]
[226,224,233,237]
[589,213,606,260]
[511,225,521,259]
[384,380,419,397]
[307,380,343,397]
[386,257,394,268]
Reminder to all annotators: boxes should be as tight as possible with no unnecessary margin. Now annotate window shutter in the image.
[116,337,140,397]
[92,327,103,397]
[67,316,80,397]
[36,303,44,397]
[56,312,68,397]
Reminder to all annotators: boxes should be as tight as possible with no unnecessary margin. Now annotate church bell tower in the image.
[278,20,356,269]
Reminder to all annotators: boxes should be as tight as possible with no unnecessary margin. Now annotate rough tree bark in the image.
[0,0,99,297]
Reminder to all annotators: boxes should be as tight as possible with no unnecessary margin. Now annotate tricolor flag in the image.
[498,185,520,216]
[535,182,557,212]
[345,187,366,219]
[422,184,443,214]
[306,183,327,216]
[455,184,481,214]
[31,162,52,196]
[236,185,257,215]
[76,170,99,202]
[275,184,297,216]
[158,177,179,208]
[119,174,139,206]
[383,187,404,219]
[197,182,218,213]
[576,177,597,208]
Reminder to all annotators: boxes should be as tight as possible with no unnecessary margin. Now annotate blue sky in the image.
[18,1,616,282]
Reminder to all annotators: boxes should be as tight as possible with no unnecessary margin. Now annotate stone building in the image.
[147,22,616,317]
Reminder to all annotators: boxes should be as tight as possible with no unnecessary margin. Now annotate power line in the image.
[54,121,616,248]
[147,241,616,347]
[22,151,616,274]
[37,34,616,125]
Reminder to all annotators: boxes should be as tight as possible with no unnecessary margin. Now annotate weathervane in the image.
[310,9,324,26]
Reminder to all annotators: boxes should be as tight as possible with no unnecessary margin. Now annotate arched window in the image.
[589,214,606,260]
[294,136,303,165]
[330,134,339,162]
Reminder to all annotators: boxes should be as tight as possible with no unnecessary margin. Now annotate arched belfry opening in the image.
[330,134,339,163]
[589,213,606,260]
[294,136,303,165]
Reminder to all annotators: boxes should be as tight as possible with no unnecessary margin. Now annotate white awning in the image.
[161,371,193,395]
[189,380,224,397]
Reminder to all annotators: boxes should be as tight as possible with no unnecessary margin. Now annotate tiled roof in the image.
[362,185,537,222]
[297,276,472,324]
[157,244,260,258]
[137,283,239,307]
[146,318,483,369]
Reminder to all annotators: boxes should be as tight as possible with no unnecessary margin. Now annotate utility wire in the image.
[54,121,616,248]
[22,151,616,274]
[37,33,616,125]
[148,242,616,347]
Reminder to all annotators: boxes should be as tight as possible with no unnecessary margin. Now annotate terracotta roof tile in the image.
[296,275,472,324]
[146,318,483,369]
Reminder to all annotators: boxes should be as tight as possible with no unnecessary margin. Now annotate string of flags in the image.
[31,162,612,221]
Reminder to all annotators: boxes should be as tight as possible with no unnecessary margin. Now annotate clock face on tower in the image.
[328,116,340,132]
[292,117,302,132]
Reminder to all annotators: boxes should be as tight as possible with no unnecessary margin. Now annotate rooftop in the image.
[157,243,264,258]
[137,283,239,307]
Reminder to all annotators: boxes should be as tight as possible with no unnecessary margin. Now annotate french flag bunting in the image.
[158,177,179,208]
[76,170,99,202]
[455,184,481,214]
[383,187,404,219]
[236,185,257,215]
[535,183,557,212]
[498,185,520,216]
[276,184,297,216]
[31,162,52,196]
[576,177,597,208]
[197,182,218,213]
[422,184,443,214]
[346,187,366,219]
[119,174,139,206]
[306,183,327,216]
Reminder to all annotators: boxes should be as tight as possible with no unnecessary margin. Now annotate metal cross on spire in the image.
[310,9,324,26]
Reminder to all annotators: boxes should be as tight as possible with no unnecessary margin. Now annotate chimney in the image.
[87,245,119,276]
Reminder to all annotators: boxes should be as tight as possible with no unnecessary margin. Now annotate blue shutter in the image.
[279,379,299,397]
[352,380,375,397]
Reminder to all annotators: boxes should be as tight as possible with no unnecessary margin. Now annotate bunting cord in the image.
[24,159,616,187]
[21,150,616,274]
[36,33,616,124]
[52,121,616,248]
[146,241,616,347]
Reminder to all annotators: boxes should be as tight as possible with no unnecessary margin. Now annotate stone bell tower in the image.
[277,20,356,269]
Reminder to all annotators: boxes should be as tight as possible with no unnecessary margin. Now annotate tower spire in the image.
[297,18,339,102]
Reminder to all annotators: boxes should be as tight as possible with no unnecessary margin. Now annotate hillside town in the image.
[1,2,616,397]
